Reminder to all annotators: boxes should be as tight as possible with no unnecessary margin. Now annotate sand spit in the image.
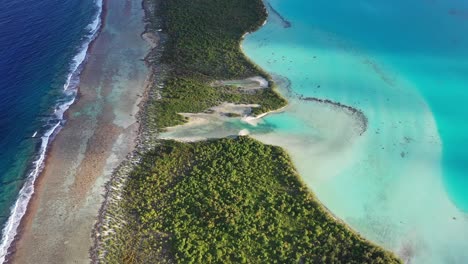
[160,73,369,195]
[161,76,367,145]
[159,75,284,142]
[159,102,262,142]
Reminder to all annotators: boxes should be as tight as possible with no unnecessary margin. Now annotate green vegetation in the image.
[144,0,286,130]
[95,0,402,263]
[102,137,400,263]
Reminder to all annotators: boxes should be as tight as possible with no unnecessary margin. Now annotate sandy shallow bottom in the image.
[161,74,468,263]
[148,0,468,260]
[240,2,468,262]
[9,0,149,263]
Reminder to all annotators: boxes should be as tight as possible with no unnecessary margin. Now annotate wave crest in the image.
[0,0,103,262]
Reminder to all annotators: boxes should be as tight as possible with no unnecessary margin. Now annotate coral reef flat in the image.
[9,0,150,263]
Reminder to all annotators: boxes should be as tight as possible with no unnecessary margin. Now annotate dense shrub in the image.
[144,0,286,131]
[99,0,401,263]
[103,138,400,263]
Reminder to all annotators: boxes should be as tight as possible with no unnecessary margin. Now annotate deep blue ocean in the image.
[0,0,99,259]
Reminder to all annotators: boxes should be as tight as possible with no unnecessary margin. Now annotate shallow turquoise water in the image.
[159,0,468,261]
[241,0,468,262]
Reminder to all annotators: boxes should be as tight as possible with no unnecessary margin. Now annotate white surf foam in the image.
[63,0,103,92]
[0,0,103,262]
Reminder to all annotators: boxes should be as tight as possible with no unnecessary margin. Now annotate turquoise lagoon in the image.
[162,0,468,262]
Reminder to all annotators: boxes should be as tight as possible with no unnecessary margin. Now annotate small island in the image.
[92,0,401,263]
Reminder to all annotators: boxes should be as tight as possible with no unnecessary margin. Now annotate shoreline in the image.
[237,2,399,256]
[93,0,400,262]
[163,0,390,258]
[7,0,151,263]
[90,0,167,260]
[0,0,106,262]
